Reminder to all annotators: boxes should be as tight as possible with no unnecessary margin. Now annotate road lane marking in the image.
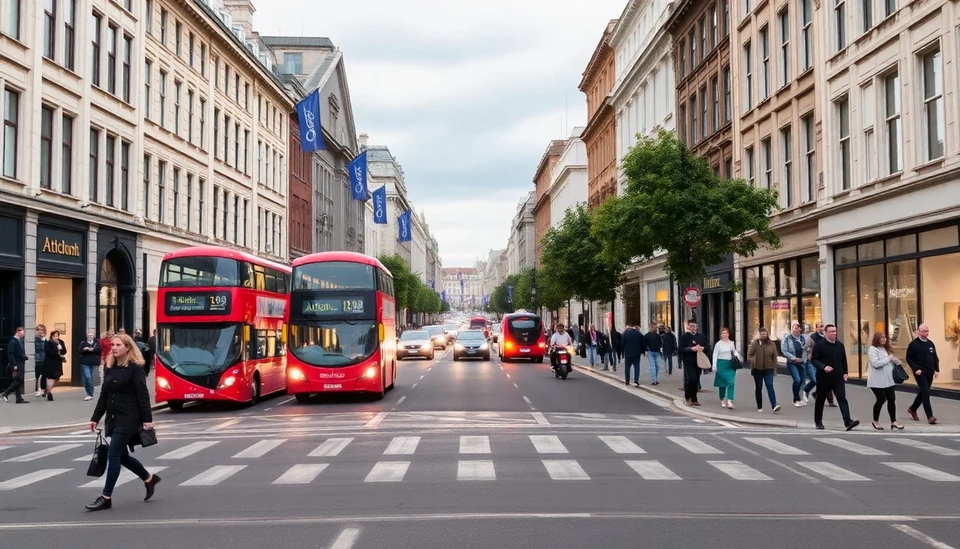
[233,439,286,458]
[412,384,418,388]
[2,443,83,462]
[892,524,957,549]
[625,460,681,480]
[709,460,771,480]
[815,438,890,456]
[205,418,244,432]
[599,435,645,454]
[309,438,354,457]
[276,396,296,407]
[383,436,420,455]
[272,464,329,485]
[80,466,168,488]
[668,436,723,454]
[419,375,425,380]
[522,396,533,406]
[330,527,362,549]
[743,437,810,455]
[364,461,409,482]
[530,435,568,454]
[883,462,960,482]
[457,460,496,481]
[542,460,589,480]
[886,438,960,456]
[365,412,388,427]
[0,469,72,490]
[796,462,870,482]
[156,441,220,460]
[180,465,247,486]
[506,374,510,378]
[531,412,550,425]
[513,383,519,388]
[396,396,407,405]
[459,436,491,454]
[0,445,12,452]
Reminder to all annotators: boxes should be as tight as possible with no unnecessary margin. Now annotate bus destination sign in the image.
[165,291,232,316]
[301,297,365,315]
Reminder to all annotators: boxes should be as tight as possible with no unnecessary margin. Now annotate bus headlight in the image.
[157,377,171,390]
[289,368,306,381]
[361,366,378,379]
[218,376,237,389]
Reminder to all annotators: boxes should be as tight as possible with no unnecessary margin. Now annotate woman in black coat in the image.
[86,334,160,511]
[41,330,67,401]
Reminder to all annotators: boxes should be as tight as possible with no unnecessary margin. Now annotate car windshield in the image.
[400,331,428,341]
[457,331,486,342]
[424,326,443,337]
[289,321,378,367]
[443,324,457,331]
[157,324,243,376]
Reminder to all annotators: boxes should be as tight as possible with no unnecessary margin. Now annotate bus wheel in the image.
[248,374,261,406]
[167,400,184,412]
[294,393,311,404]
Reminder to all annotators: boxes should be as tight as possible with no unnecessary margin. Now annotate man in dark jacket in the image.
[906,324,939,424]
[678,319,709,406]
[34,324,47,397]
[661,325,677,375]
[810,324,859,431]
[2,327,29,403]
[78,330,101,400]
[644,324,663,385]
[806,322,834,406]
[620,324,646,387]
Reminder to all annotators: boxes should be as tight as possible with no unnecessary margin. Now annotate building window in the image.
[174,81,181,136]
[802,114,815,202]
[143,154,151,220]
[837,96,851,190]
[120,141,129,210]
[64,0,75,69]
[861,0,872,32]
[884,71,901,174]
[199,97,206,149]
[761,137,772,189]
[721,0,729,37]
[122,0,131,11]
[244,130,250,174]
[711,77,719,132]
[222,188,228,238]
[284,52,303,74]
[43,0,56,59]
[723,66,731,122]
[921,46,944,161]
[88,128,98,201]
[699,17,706,58]
[234,122,240,168]
[781,125,793,207]
[106,24,117,94]
[143,60,152,117]
[61,115,73,193]
[224,115,231,164]
[689,31,696,67]
[3,0,21,39]
[235,75,240,103]
[746,146,755,187]
[835,0,847,51]
[885,0,896,17]
[743,0,751,16]
[175,20,181,56]
[243,198,248,247]
[710,5,718,48]
[145,0,152,33]
[187,89,194,143]
[122,35,132,102]
[159,9,166,45]
[679,42,686,79]
[188,32,194,66]
[186,174,193,231]
[691,94,698,144]
[801,0,813,71]
[104,135,115,206]
[214,108,220,159]
[779,9,790,87]
[678,104,686,144]
[759,26,770,99]
[214,57,219,88]
[39,106,54,189]
[744,41,753,109]
[198,179,205,234]
[724,157,733,179]
[90,13,101,86]
[172,168,179,227]
[157,161,166,223]
[225,66,230,96]
[233,195,239,243]
[700,86,708,138]
[159,70,167,128]
[200,43,206,76]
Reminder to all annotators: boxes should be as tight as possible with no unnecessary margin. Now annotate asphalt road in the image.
[1,346,959,548]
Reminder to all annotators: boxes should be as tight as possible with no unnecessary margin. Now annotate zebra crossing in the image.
[2,433,960,490]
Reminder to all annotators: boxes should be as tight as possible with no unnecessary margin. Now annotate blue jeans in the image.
[803,362,817,395]
[588,345,598,366]
[647,352,661,383]
[752,369,778,409]
[624,356,641,383]
[82,364,95,397]
[787,362,804,403]
[103,431,150,497]
[664,353,674,375]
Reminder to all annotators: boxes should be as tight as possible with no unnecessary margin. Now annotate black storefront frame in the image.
[832,220,960,381]
[741,254,821,350]
[0,206,25,392]
[97,228,138,337]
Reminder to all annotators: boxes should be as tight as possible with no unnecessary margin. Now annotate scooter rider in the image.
[549,323,573,368]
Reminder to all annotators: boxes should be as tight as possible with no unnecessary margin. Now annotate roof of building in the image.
[259,36,335,49]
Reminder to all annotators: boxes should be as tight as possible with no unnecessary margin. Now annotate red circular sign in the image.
[683,287,702,307]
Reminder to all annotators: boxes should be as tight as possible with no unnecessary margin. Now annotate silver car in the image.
[397,330,435,360]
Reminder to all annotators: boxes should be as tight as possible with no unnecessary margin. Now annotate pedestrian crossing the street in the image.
[2,433,960,490]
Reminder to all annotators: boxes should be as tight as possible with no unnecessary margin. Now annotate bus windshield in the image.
[156,324,243,376]
[289,321,378,367]
[293,262,375,290]
[161,257,241,287]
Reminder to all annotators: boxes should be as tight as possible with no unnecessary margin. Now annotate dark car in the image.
[453,330,490,361]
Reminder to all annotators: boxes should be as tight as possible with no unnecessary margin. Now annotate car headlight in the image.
[157,377,171,390]
[455,343,465,351]
[480,343,488,350]
[218,376,236,390]
[421,343,431,349]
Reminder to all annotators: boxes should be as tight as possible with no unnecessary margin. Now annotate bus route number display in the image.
[302,297,365,315]
[165,291,232,315]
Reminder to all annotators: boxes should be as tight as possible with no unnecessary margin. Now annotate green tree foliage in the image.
[592,130,781,286]
[377,255,413,310]
[540,204,622,304]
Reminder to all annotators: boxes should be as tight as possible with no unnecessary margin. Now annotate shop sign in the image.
[703,277,723,290]
[683,287,702,307]
[36,225,85,268]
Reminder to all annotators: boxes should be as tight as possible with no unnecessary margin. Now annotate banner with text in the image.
[348,150,368,200]
[295,89,325,152]
[373,185,387,224]
[398,210,412,242]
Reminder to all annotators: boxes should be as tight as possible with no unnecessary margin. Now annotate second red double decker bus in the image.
[285,251,397,402]
[154,246,291,410]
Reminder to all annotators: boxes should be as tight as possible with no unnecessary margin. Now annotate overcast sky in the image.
[256,0,627,267]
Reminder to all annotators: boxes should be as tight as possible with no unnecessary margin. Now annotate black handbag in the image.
[86,430,109,477]
[731,356,743,370]
[892,362,909,384]
[139,426,158,448]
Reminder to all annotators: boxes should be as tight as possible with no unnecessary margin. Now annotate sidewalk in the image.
[572,354,960,432]
[0,371,165,434]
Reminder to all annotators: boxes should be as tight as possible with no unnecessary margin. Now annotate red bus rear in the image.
[154,246,291,410]
[498,312,546,362]
[285,252,397,402]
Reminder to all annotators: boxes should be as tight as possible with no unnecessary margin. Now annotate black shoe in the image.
[47,393,53,401]
[85,496,112,511]
[144,474,161,501]
[846,420,860,431]
[15,399,29,404]
[815,423,825,430]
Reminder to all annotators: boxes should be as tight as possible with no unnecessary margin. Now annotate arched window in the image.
[98,256,119,334]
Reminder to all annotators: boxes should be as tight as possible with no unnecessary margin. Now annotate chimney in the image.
[358,133,369,150]
[222,0,256,35]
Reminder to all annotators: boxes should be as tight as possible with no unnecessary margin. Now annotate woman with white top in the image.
[866,331,904,431]
[712,328,741,409]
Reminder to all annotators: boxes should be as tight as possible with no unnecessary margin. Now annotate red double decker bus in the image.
[154,246,291,410]
[285,252,397,402]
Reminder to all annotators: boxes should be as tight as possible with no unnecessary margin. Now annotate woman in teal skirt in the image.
[712,328,742,409]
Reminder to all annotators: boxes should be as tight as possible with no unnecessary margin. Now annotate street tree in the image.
[592,130,780,288]
[377,254,414,311]
[540,204,622,305]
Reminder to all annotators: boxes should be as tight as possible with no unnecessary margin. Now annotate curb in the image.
[0,401,169,436]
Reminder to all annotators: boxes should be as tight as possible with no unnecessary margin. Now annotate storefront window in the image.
[746,300,760,339]
[647,279,671,328]
[836,246,857,265]
[921,252,960,390]
[858,241,884,262]
[745,267,759,299]
[836,268,859,377]
[887,260,918,381]
[858,264,885,378]
[762,265,777,297]
[886,235,917,256]
[743,256,820,346]
[919,226,959,252]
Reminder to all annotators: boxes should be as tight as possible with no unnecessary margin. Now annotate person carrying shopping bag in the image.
[712,328,741,409]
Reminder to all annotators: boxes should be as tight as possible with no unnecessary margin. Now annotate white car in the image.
[397,331,435,360]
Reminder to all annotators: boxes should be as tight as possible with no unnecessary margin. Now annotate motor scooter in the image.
[550,345,574,380]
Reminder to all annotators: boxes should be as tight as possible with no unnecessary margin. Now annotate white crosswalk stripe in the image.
[79,466,168,488]
[743,437,810,455]
[709,460,771,480]
[457,460,496,481]
[329,527,362,549]
[0,469,72,490]
[542,459,590,480]
[0,445,13,452]
[885,438,960,457]
[364,461,410,482]
[383,436,420,455]
[814,438,890,456]
[795,462,869,481]
[883,462,960,482]
[309,438,354,457]
[625,460,681,480]
[157,441,220,460]
[180,465,247,486]
[459,436,491,454]
[530,435,568,454]
[2,444,84,462]
[233,439,286,459]
[599,436,645,454]
[668,436,723,454]
[272,464,329,485]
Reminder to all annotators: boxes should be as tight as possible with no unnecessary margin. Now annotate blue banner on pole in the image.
[348,150,368,201]
[429,280,435,290]
[398,210,412,242]
[441,290,447,302]
[373,185,387,224]
[295,89,325,153]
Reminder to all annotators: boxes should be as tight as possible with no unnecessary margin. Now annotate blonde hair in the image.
[105,334,145,368]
